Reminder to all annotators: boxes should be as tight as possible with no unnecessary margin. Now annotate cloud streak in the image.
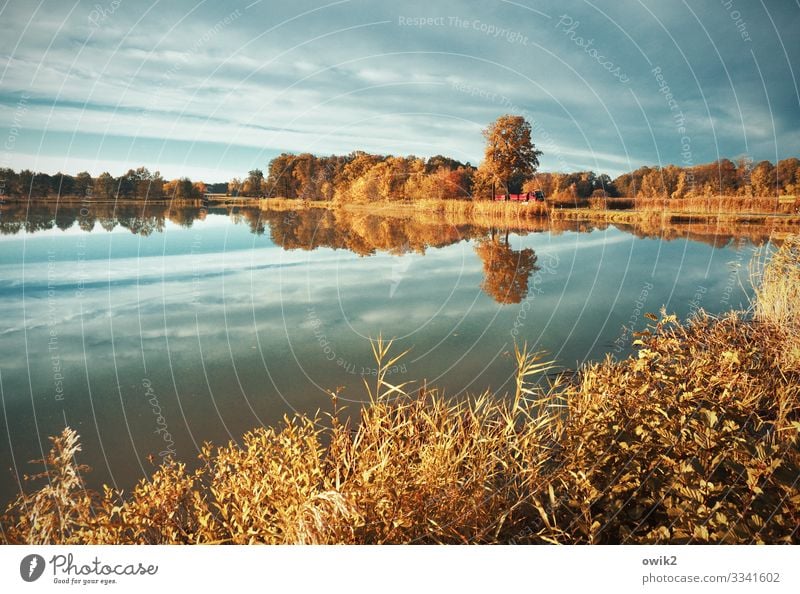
[1,0,797,180]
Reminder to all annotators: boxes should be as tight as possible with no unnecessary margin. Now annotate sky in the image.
[0,0,798,182]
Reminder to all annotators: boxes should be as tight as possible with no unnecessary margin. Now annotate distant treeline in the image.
[253,153,800,201]
[2,156,799,202]
[0,167,227,201]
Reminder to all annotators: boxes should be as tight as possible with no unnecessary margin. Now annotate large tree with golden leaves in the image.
[482,115,542,196]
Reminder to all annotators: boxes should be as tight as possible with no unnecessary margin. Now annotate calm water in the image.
[0,203,761,501]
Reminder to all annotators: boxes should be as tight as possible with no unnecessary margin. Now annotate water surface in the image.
[0,203,760,501]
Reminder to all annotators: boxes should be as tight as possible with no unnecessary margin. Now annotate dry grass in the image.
[258,198,800,243]
[2,241,799,545]
[751,236,800,371]
[256,197,332,211]
[634,195,793,214]
[412,198,548,220]
[586,195,794,215]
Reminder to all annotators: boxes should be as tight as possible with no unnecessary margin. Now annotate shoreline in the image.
[257,197,800,243]
[3,197,797,245]
[257,197,800,223]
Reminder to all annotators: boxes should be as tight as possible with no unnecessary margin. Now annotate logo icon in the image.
[20,554,45,582]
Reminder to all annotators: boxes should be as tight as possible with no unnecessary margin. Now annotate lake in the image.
[0,202,763,502]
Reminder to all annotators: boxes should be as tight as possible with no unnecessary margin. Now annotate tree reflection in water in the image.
[1,201,767,305]
[474,231,539,304]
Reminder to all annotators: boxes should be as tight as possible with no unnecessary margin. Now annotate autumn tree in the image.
[162,178,194,199]
[716,158,738,194]
[777,158,800,194]
[51,172,75,197]
[523,172,557,197]
[334,152,385,202]
[95,172,115,200]
[481,115,542,197]
[291,153,317,200]
[475,235,540,304]
[243,169,265,196]
[424,155,468,174]
[736,157,754,196]
[266,154,296,198]
[595,173,617,197]
[228,177,242,196]
[750,161,775,197]
[672,171,690,199]
[74,171,93,197]
[470,167,495,200]
[193,181,207,196]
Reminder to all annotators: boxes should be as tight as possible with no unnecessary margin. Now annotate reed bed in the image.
[590,195,793,214]
[258,197,330,210]
[2,240,799,545]
[260,196,800,228]
[751,236,800,371]
[633,195,792,214]
[341,198,550,226]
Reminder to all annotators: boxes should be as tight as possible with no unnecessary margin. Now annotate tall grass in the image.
[400,198,549,222]
[752,236,800,371]
[262,194,797,216]
[2,241,799,544]
[633,195,791,214]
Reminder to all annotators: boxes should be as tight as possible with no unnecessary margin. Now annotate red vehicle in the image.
[494,191,545,202]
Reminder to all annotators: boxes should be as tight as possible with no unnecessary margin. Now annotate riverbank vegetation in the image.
[0,166,226,201]
[256,153,800,208]
[4,199,797,256]
[3,115,799,216]
[3,237,798,544]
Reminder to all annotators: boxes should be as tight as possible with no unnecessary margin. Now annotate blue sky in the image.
[0,0,798,181]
